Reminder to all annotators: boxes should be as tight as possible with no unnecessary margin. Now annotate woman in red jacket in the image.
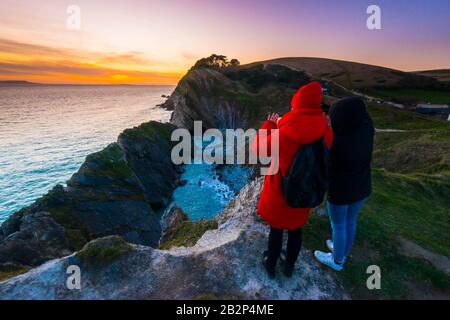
[253,82,333,278]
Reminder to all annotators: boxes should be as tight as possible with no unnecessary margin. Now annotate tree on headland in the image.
[191,54,240,70]
[230,59,240,67]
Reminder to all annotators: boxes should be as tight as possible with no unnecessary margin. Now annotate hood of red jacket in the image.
[278,82,327,145]
[291,81,322,112]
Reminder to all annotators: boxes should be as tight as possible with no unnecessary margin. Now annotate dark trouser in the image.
[267,226,302,268]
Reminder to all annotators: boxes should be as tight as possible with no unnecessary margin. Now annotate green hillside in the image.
[413,69,450,83]
[251,57,450,104]
[364,88,450,104]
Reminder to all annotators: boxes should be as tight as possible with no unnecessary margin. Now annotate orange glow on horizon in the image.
[0,68,185,85]
[0,40,186,85]
[0,72,184,85]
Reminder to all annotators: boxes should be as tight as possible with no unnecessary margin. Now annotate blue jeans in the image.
[327,198,367,263]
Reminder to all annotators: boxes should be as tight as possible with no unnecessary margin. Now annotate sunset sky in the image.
[0,0,449,84]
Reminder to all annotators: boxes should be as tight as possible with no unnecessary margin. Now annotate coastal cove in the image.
[0,85,248,223]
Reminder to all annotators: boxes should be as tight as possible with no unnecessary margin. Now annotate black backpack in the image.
[280,137,330,208]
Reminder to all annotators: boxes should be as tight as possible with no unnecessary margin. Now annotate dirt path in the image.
[399,237,450,276]
[375,128,408,133]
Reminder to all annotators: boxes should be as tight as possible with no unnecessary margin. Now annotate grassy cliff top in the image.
[120,121,174,143]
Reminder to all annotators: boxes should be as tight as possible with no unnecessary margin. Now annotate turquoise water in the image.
[173,163,252,220]
[172,137,252,220]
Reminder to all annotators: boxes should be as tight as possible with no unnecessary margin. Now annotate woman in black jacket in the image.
[314,97,374,271]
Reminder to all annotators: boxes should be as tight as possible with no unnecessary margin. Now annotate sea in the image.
[0,85,248,223]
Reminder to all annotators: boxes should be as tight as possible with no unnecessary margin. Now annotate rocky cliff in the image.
[0,121,181,271]
[0,178,347,300]
[165,64,311,131]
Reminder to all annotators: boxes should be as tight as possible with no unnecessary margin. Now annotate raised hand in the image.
[267,113,279,124]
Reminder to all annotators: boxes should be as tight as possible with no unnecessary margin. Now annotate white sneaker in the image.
[326,240,347,263]
[314,250,344,271]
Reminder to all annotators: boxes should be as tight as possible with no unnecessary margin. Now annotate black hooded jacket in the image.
[328,97,374,205]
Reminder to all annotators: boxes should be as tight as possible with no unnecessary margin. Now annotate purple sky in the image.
[0,0,448,83]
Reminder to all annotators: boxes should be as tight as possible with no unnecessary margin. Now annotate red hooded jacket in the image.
[253,82,333,230]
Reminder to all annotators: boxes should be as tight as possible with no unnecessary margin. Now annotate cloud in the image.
[0,61,106,76]
[180,51,198,61]
[0,38,76,57]
[0,38,184,84]
[98,53,155,66]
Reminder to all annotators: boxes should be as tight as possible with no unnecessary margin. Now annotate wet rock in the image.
[176,179,187,186]
[0,212,23,240]
[175,166,185,174]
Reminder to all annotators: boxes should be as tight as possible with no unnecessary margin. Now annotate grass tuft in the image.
[160,220,218,250]
[0,265,30,282]
[76,236,133,268]
[85,143,133,179]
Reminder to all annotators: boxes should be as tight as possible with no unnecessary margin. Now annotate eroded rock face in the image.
[0,178,348,300]
[167,68,246,130]
[165,64,311,131]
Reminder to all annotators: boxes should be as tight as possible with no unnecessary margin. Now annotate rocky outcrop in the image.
[0,121,180,269]
[0,211,71,267]
[118,121,180,208]
[65,142,162,248]
[167,68,247,130]
[0,178,348,300]
[165,64,311,131]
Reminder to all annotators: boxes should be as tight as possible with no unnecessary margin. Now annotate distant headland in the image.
[0,81,172,87]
